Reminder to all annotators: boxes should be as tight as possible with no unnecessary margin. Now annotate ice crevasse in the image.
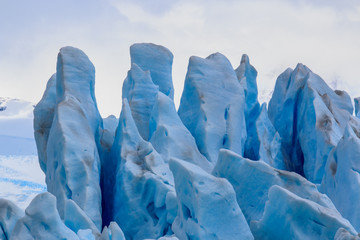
[1,43,360,239]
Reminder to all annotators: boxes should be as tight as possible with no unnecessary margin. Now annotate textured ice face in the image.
[149,92,212,172]
[130,43,174,99]
[178,53,247,165]
[355,97,360,118]
[251,186,356,240]
[109,100,176,240]
[33,74,57,172]
[335,228,360,240]
[268,63,354,183]
[321,119,360,232]
[34,46,104,230]
[213,149,337,223]
[170,158,253,240]
[122,63,159,141]
[0,198,24,240]
[4,43,360,239]
[11,192,79,240]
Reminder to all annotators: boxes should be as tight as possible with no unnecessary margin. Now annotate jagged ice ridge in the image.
[1,43,360,239]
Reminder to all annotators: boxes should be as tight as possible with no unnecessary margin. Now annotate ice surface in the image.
[234,55,283,167]
[34,74,56,172]
[4,44,360,239]
[213,149,337,223]
[41,46,103,230]
[100,222,126,240]
[0,97,37,155]
[170,158,253,240]
[100,115,118,152]
[63,199,101,238]
[178,53,247,164]
[145,235,179,240]
[149,92,212,172]
[0,155,46,209]
[0,136,36,155]
[255,103,284,169]
[0,198,24,239]
[122,63,159,140]
[235,54,259,122]
[0,97,34,139]
[235,54,261,160]
[12,192,79,240]
[251,185,357,240]
[268,64,353,183]
[130,43,174,99]
[321,119,360,232]
[335,228,360,240]
[355,97,360,118]
[109,100,176,240]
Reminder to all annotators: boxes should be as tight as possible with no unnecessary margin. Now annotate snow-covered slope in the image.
[0,97,46,209]
[0,155,45,209]
[0,97,37,155]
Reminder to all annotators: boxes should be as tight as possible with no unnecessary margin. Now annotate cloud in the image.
[0,0,359,116]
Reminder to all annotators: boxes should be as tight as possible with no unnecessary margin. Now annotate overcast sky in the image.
[0,0,359,116]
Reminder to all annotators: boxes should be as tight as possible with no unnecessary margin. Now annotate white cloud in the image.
[0,0,359,116]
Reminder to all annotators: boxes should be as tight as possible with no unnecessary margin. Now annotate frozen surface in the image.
[109,100,176,240]
[0,198,24,240]
[235,54,260,160]
[255,104,284,169]
[355,97,360,118]
[130,43,174,99]
[0,97,37,156]
[178,53,247,164]
[321,120,360,232]
[2,44,360,239]
[335,228,360,240]
[122,63,159,141]
[170,158,253,240]
[0,97,34,139]
[213,149,337,223]
[268,64,353,183]
[149,92,211,172]
[12,192,79,240]
[100,115,118,152]
[0,155,46,209]
[101,222,126,240]
[63,199,101,238]
[0,136,36,155]
[40,46,103,229]
[251,186,356,240]
[33,74,56,171]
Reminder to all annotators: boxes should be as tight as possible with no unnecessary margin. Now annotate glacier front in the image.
[0,43,359,240]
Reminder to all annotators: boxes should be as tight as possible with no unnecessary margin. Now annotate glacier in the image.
[0,43,360,239]
[178,53,247,165]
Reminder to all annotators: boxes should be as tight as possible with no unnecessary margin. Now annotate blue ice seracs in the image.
[1,43,360,239]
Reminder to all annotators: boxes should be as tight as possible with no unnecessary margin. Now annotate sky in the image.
[0,0,359,117]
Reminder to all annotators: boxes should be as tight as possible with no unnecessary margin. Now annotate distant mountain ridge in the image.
[0,97,36,155]
[0,98,46,210]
